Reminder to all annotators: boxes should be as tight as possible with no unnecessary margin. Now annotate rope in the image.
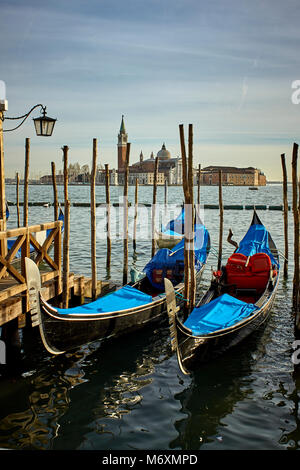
[175,291,189,302]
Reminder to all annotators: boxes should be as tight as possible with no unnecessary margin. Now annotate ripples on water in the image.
[0,183,300,450]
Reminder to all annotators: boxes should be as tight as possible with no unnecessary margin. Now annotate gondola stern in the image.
[164,278,180,353]
[25,257,42,328]
[25,257,65,356]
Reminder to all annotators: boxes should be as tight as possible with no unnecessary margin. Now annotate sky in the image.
[1,0,300,180]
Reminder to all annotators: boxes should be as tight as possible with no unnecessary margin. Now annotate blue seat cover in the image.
[55,285,153,315]
[183,293,259,335]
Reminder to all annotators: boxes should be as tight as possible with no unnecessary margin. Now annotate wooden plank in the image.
[30,231,58,270]
[0,297,23,326]
[41,270,60,283]
[0,254,25,283]
[0,220,61,239]
[0,283,27,303]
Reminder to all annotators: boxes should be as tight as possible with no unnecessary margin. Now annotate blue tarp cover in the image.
[163,207,184,234]
[183,293,259,335]
[55,285,153,315]
[236,223,279,267]
[143,223,210,290]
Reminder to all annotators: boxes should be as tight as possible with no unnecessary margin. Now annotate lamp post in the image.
[0,101,57,223]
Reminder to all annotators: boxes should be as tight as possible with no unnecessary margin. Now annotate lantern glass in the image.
[33,115,56,136]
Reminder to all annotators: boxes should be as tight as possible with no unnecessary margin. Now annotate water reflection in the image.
[1,184,300,450]
[169,330,263,450]
[0,319,172,450]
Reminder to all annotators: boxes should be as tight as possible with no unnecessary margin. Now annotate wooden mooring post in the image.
[91,138,97,300]
[16,172,20,228]
[151,156,159,258]
[292,143,300,326]
[281,153,289,279]
[133,177,138,251]
[105,163,111,269]
[218,169,224,271]
[188,124,195,310]
[51,161,58,221]
[197,163,201,206]
[179,124,191,313]
[62,145,70,308]
[23,138,30,227]
[123,142,130,285]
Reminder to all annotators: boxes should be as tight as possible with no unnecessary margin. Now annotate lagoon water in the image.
[0,183,299,451]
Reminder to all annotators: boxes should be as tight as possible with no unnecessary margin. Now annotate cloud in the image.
[1,0,300,181]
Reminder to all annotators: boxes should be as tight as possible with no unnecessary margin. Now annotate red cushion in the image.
[250,253,272,272]
[226,252,271,294]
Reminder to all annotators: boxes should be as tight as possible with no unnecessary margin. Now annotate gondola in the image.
[165,210,280,375]
[25,221,210,355]
[155,205,184,249]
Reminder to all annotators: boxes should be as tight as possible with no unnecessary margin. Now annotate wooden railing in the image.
[0,220,62,305]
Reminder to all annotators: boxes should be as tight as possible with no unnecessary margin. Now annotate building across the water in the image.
[200,165,266,186]
[38,117,267,187]
[117,116,182,185]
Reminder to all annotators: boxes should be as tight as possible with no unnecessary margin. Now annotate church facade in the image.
[117,116,183,185]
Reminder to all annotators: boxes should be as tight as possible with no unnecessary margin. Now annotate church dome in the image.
[157,143,171,160]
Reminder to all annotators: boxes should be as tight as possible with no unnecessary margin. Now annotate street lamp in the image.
[1,102,57,136]
[0,100,57,244]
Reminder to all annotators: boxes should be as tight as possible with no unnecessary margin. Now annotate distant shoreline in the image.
[4,181,285,186]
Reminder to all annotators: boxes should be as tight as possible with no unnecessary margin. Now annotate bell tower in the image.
[118,115,128,172]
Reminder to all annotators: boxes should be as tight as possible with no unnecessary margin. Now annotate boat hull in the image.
[155,230,183,249]
[175,276,279,374]
[40,268,205,354]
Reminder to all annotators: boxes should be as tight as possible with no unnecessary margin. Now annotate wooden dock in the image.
[0,220,116,333]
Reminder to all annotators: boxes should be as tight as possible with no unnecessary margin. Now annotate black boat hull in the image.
[39,268,205,354]
[175,275,279,374]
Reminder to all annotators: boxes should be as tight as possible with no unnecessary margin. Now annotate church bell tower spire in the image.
[118,115,128,172]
